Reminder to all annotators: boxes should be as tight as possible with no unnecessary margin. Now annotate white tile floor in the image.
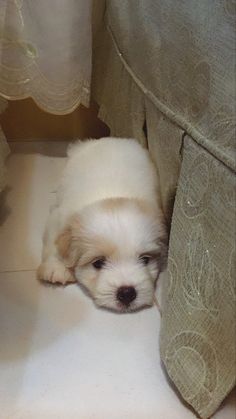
[0,142,235,419]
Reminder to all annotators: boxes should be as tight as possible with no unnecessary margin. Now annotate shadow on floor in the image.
[0,186,11,225]
[9,141,69,157]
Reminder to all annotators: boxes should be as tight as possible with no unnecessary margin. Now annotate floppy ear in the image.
[55,216,80,268]
[155,218,169,273]
[157,232,168,273]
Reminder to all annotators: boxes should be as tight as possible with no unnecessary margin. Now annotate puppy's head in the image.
[56,198,167,312]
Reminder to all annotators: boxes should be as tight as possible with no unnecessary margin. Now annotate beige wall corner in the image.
[0,99,109,142]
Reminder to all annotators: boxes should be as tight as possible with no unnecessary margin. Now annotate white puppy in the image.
[37,138,167,312]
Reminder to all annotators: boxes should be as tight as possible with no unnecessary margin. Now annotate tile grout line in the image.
[0,269,36,274]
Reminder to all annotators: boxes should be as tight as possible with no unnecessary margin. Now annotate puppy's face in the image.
[57,199,167,312]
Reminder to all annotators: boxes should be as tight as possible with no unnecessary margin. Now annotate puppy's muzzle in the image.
[116,286,137,306]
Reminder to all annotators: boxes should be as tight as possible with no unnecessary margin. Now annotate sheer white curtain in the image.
[0,0,92,114]
[0,97,9,192]
[0,0,93,190]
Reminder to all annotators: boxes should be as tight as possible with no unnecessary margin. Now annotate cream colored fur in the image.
[37,138,167,312]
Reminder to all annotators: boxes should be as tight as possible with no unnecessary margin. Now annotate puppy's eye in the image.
[139,255,151,266]
[92,258,106,270]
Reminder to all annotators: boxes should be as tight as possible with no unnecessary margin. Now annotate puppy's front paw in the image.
[37,259,76,285]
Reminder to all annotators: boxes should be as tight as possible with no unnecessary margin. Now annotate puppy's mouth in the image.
[94,285,154,313]
[116,300,153,313]
[95,296,153,313]
[116,301,134,313]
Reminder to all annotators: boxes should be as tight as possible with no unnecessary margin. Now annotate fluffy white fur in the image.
[37,138,167,312]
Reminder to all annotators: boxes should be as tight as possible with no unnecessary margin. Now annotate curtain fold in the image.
[0,0,92,114]
[0,97,9,193]
[0,0,94,189]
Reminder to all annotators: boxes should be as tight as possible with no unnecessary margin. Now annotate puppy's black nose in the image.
[117,286,137,305]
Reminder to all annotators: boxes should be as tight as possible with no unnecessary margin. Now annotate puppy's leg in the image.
[37,207,75,285]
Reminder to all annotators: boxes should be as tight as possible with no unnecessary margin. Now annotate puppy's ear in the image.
[158,233,168,273]
[156,222,169,273]
[56,226,72,260]
[56,216,80,267]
